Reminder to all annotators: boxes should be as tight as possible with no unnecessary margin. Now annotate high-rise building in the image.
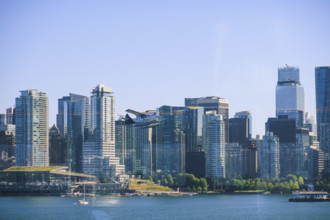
[225,143,242,178]
[83,85,124,178]
[115,117,126,165]
[241,140,258,178]
[0,114,6,125]
[308,139,325,179]
[229,117,249,144]
[184,106,204,152]
[261,132,280,178]
[49,125,67,166]
[304,112,317,135]
[57,93,90,172]
[234,111,252,138]
[0,124,15,170]
[15,90,49,166]
[203,111,226,178]
[116,111,156,177]
[276,65,305,127]
[266,116,297,177]
[252,135,263,176]
[315,67,330,171]
[6,107,15,125]
[156,106,186,175]
[185,96,229,142]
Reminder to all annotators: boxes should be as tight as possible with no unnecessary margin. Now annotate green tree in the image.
[162,178,168,186]
[298,176,304,186]
[192,186,197,192]
[186,186,191,192]
[166,174,174,186]
[292,181,299,190]
[200,178,208,192]
[197,186,202,192]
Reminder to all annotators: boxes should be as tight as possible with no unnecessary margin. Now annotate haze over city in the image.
[1,0,330,136]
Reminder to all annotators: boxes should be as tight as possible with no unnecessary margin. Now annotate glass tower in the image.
[276,66,305,127]
[15,90,49,166]
[315,67,330,163]
[57,93,90,172]
[156,105,186,175]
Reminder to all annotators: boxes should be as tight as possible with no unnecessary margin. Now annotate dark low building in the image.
[49,125,67,166]
[186,151,206,178]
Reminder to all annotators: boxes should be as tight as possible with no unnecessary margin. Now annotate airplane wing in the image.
[126,109,147,118]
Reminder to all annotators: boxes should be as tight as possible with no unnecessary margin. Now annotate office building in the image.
[184,106,204,152]
[225,143,242,178]
[6,107,15,125]
[185,96,229,142]
[266,116,297,177]
[241,140,258,178]
[57,93,90,172]
[0,114,5,125]
[156,106,186,175]
[229,117,249,144]
[276,65,305,127]
[315,67,330,171]
[304,112,317,135]
[234,111,252,138]
[49,125,67,166]
[15,90,49,166]
[0,124,15,170]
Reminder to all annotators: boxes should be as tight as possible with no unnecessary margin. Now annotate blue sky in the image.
[1,0,329,136]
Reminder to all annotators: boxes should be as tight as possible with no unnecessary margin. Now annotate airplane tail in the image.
[124,114,135,125]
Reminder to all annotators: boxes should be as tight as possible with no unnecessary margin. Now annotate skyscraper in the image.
[185,96,229,142]
[229,117,249,144]
[276,65,305,127]
[266,116,297,176]
[15,90,49,166]
[261,132,280,178]
[184,106,204,152]
[315,66,330,171]
[156,105,186,175]
[83,85,124,178]
[203,111,226,178]
[57,93,90,172]
[234,111,252,138]
[6,107,15,125]
[0,114,5,125]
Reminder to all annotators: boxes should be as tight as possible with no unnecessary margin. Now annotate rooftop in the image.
[2,166,63,172]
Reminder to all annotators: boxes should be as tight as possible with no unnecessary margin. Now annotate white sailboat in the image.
[78,184,88,205]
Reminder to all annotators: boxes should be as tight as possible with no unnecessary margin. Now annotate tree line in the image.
[153,173,306,192]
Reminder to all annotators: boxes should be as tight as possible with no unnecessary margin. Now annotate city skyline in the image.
[1,0,330,136]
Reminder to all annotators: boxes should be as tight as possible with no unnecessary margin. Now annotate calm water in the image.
[1,194,330,219]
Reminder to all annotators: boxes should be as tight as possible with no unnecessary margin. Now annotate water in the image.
[1,194,330,219]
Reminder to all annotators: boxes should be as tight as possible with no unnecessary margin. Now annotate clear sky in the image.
[0,0,329,136]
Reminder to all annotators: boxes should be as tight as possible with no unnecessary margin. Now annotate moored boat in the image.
[289,191,329,202]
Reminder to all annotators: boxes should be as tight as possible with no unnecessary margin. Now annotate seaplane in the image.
[125,109,162,128]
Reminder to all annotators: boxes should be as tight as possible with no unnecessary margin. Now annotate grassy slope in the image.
[129,179,174,192]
